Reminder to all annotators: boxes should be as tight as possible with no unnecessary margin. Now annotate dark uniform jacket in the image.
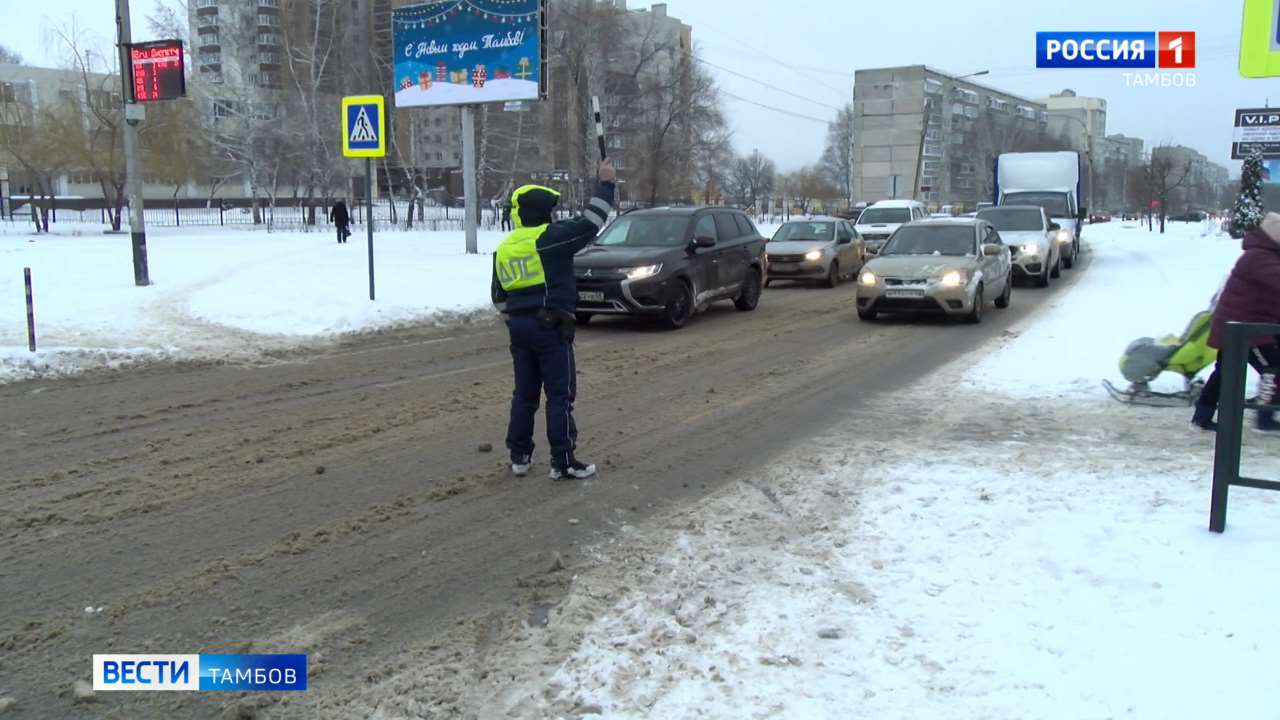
[491,182,615,316]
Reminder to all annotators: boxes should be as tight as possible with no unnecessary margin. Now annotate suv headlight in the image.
[859,271,877,286]
[1055,229,1072,243]
[804,249,823,261]
[1021,243,1040,255]
[623,264,661,281]
[938,270,966,288]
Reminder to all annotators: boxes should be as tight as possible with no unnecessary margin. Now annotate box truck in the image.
[993,151,1086,269]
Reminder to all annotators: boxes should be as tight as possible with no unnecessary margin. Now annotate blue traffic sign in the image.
[341,95,385,158]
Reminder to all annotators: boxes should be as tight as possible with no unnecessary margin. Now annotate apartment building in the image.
[853,65,1051,210]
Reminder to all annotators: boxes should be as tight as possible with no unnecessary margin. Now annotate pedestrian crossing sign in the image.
[342,95,386,158]
[1240,0,1280,78]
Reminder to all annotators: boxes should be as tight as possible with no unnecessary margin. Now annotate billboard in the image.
[392,0,545,108]
[1232,108,1280,159]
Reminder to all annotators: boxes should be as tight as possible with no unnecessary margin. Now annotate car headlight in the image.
[804,250,823,261]
[1056,229,1073,243]
[859,271,877,286]
[1021,243,1040,255]
[939,270,966,288]
[623,264,661,281]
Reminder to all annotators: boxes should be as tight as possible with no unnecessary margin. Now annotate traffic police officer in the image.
[492,159,616,480]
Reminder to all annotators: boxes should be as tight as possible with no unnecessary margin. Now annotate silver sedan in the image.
[765,218,865,289]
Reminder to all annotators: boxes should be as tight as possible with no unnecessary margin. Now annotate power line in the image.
[721,91,831,124]
[699,28,853,98]
[699,57,844,111]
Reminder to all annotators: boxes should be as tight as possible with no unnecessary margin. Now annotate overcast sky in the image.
[7,0,1277,176]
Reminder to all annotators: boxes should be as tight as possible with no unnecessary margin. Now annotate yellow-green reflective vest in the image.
[495,224,550,292]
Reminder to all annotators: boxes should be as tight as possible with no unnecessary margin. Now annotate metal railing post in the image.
[1211,322,1249,532]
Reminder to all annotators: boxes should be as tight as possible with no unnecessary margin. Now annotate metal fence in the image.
[4,200,508,232]
[1209,320,1280,533]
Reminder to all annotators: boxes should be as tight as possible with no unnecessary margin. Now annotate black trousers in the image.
[1198,342,1280,410]
[505,312,578,468]
[336,223,350,243]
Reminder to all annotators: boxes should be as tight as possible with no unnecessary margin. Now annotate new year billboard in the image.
[392,0,545,108]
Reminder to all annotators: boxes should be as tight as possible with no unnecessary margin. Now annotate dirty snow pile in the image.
[448,219,1280,719]
[0,222,504,382]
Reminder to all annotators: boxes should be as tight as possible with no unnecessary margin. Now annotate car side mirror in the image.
[836,237,851,245]
[982,244,1002,256]
[694,235,717,249]
[1048,222,1061,231]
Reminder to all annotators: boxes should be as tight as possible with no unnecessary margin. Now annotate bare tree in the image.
[49,27,133,230]
[0,45,23,65]
[0,84,74,231]
[730,150,776,212]
[820,103,855,207]
[962,111,1074,208]
[1148,146,1193,233]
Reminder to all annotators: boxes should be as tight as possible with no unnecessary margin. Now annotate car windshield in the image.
[1002,192,1070,218]
[977,208,1044,231]
[858,208,911,224]
[880,225,975,257]
[771,222,834,242]
[595,216,689,247]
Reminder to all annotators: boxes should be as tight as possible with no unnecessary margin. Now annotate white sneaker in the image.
[512,455,532,477]
[550,460,596,481]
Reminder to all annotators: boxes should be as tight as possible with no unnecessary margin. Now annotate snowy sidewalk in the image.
[0,223,505,382]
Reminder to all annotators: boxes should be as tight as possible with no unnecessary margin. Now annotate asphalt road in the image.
[0,263,1085,718]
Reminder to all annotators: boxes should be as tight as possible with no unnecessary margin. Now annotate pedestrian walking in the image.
[491,159,616,480]
[501,202,512,232]
[1193,211,1280,432]
[329,200,351,244]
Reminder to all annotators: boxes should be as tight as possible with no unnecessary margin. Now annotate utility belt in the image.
[507,307,576,342]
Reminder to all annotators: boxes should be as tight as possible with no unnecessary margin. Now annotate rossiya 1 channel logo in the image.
[1036,31,1197,88]
[92,654,307,692]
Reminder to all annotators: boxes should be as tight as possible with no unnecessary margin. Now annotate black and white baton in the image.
[592,96,607,160]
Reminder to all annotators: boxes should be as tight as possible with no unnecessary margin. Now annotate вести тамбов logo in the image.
[1036,31,1197,88]
[92,654,307,692]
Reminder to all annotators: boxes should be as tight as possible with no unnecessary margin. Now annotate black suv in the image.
[573,207,767,329]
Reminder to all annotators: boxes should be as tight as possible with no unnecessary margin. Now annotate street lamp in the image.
[1053,113,1096,213]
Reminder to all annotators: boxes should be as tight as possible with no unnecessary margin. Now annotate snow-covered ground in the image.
[333,219,1280,719]
[0,222,504,382]
[967,218,1235,398]
[0,217,782,383]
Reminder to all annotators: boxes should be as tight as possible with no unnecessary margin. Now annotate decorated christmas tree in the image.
[1231,148,1266,238]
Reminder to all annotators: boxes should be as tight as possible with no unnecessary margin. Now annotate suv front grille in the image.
[769,254,809,263]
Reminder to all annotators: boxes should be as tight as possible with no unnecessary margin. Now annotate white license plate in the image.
[578,291,605,302]
[885,289,925,299]
[771,262,796,270]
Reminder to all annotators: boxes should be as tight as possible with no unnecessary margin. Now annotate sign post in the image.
[342,95,387,301]
[114,0,151,286]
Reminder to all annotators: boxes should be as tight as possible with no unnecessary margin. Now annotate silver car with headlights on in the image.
[856,218,1013,324]
[764,218,865,288]
[975,205,1060,288]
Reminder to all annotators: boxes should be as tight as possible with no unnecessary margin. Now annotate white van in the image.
[855,200,929,256]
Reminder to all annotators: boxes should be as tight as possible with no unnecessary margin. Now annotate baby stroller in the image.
[1102,310,1217,407]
